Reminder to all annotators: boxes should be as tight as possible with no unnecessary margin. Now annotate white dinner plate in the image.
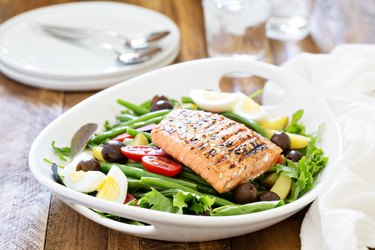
[0,44,180,91]
[0,1,180,85]
[28,58,341,242]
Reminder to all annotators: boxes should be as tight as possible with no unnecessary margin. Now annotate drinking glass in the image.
[202,0,271,60]
[266,0,314,41]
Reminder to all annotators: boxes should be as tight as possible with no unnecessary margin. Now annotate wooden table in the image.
[1,0,373,249]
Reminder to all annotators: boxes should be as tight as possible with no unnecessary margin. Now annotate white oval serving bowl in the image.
[28,58,341,242]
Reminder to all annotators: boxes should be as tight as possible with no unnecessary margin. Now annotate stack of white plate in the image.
[0,2,180,91]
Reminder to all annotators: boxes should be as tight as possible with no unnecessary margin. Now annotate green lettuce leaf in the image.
[285,109,306,135]
[285,135,328,203]
[173,191,215,214]
[269,127,328,203]
[138,188,175,213]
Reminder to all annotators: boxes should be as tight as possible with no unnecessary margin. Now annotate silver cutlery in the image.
[32,23,170,50]
[117,46,162,64]
[32,23,164,65]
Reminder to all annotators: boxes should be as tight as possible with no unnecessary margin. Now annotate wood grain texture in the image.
[45,196,108,250]
[0,74,62,249]
[1,0,371,249]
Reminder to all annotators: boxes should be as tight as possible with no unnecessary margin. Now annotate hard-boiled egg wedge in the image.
[64,170,106,193]
[61,151,93,176]
[63,152,106,193]
[96,165,128,204]
[190,89,238,113]
[232,93,269,123]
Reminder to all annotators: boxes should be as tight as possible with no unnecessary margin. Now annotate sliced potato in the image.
[270,174,292,200]
[128,133,149,146]
[92,146,105,162]
[289,133,310,149]
[123,138,133,146]
[261,172,279,188]
[261,115,289,130]
[264,128,277,139]
[264,128,310,149]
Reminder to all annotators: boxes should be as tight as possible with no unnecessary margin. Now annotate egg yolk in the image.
[96,176,120,201]
[242,98,260,113]
[69,171,86,182]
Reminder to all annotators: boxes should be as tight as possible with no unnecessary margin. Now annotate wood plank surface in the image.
[0,74,62,249]
[0,0,373,249]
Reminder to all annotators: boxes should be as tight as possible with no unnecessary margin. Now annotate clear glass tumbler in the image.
[202,0,271,60]
[266,0,314,41]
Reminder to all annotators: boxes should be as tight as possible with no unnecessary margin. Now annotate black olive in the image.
[151,95,168,104]
[76,159,101,172]
[150,100,173,112]
[286,150,303,162]
[259,191,280,201]
[102,140,127,163]
[233,182,258,204]
[271,132,290,153]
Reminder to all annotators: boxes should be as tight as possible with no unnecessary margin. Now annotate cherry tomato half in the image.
[277,155,283,164]
[124,193,136,204]
[120,145,169,162]
[142,156,182,177]
[113,133,133,142]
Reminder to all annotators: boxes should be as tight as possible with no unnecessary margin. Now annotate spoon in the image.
[117,46,162,65]
[33,28,164,65]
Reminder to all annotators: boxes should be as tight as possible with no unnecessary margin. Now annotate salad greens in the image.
[139,188,176,213]
[138,188,216,215]
[211,200,283,216]
[284,109,306,135]
[51,140,71,161]
[49,94,328,219]
[270,135,328,202]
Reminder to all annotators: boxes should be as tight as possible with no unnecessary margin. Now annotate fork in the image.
[32,23,170,50]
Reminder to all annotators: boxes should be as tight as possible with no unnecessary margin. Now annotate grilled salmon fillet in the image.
[151,109,282,193]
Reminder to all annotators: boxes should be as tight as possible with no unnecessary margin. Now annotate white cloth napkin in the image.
[280,44,375,250]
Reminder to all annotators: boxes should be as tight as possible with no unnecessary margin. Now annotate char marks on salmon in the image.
[151,109,282,193]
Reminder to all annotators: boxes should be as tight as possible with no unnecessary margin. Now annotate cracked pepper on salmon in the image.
[151,109,282,193]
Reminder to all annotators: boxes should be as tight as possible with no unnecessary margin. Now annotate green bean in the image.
[117,99,149,115]
[90,126,129,144]
[126,161,222,197]
[177,170,210,187]
[116,114,137,122]
[220,111,268,138]
[159,189,181,197]
[127,179,153,191]
[140,177,234,206]
[115,109,170,128]
[126,161,144,169]
[100,163,198,190]
[140,99,152,110]
[196,185,222,196]
[140,176,196,192]
[181,96,194,104]
[90,110,168,144]
[211,200,283,216]
[126,128,151,141]
[130,115,167,129]
[248,89,263,99]
[127,109,170,126]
